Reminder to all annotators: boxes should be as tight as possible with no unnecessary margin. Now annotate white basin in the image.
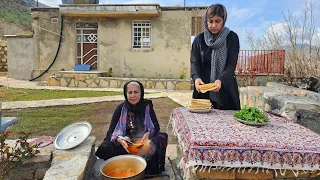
[54,121,92,150]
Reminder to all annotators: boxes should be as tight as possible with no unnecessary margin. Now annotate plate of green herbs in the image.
[233,107,269,126]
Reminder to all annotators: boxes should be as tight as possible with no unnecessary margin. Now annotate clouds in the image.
[228,7,248,19]
[267,22,286,37]
[264,22,320,46]
[38,0,60,7]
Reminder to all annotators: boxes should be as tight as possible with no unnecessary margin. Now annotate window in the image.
[132,20,151,49]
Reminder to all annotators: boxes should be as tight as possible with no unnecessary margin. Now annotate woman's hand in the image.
[141,132,150,143]
[195,78,205,93]
[116,136,130,153]
[212,80,222,92]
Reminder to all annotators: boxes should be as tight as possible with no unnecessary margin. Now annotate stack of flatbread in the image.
[187,98,212,111]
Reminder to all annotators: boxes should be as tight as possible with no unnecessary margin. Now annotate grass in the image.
[4,105,92,139]
[0,87,125,102]
[3,98,181,141]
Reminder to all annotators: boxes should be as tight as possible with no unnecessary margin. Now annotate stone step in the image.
[3,138,54,164]
[43,136,96,180]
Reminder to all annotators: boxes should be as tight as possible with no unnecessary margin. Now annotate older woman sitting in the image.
[95,80,168,175]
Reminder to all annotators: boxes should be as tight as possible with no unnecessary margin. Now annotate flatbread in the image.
[199,83,218,91]
[188,98,211,110]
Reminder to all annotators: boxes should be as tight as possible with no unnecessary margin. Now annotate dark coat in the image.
[190,31,240,110]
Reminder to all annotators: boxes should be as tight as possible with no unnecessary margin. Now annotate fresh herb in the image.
[233,106,269,123]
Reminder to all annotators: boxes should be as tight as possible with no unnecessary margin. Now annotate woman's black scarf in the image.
[123,80,150,113]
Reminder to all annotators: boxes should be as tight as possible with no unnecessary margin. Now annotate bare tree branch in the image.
[245,0,320,79]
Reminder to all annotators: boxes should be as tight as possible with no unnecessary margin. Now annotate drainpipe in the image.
[29,15,64,81]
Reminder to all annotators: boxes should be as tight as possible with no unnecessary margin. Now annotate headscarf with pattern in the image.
[204,4,230,106]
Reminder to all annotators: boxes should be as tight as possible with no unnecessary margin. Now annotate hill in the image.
[0,0,49,39]
[0,0,49,25]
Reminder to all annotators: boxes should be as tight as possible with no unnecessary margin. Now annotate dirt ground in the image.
[1,161,51,180]
[2,98,181,180]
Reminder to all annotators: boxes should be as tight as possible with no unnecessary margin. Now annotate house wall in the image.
[100,10,204,79]
[32,8,77,80]
[6,36,35,80]
[32,8,204,80]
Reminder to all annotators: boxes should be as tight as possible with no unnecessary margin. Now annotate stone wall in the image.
[47,72,285,90]
[5,35,35,80]
[0,41,7,73]
[47,72,192,90]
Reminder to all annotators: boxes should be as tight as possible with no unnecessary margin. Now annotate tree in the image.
[246,1,320,80]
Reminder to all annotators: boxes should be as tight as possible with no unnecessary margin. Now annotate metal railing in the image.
[236,50,285,75]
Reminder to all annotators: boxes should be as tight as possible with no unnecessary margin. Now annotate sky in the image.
[38,0,320,49]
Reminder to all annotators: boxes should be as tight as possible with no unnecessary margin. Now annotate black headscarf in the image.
[123,80,149,113]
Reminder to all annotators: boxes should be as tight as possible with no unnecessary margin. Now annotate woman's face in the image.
[126,84,141,105]
[207,15,224,35]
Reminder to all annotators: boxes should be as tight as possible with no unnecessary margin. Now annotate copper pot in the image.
[100,155,146,180]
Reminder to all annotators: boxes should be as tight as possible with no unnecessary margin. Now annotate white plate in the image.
[233,116,268,126]
[54,121,92,150]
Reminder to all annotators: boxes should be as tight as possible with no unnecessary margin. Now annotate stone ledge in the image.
[24,144,54,164]
[3,138,54,164]
[267,82,320,102]
[48,74,192,90]
[43,136,96,180]
[0,72,7,77]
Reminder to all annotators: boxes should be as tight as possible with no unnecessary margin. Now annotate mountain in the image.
[282,43,317,51]
[23,0,50,8]
[0,0,49,25]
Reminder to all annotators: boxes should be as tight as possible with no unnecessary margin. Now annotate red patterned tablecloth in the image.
[170,107,320,173]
